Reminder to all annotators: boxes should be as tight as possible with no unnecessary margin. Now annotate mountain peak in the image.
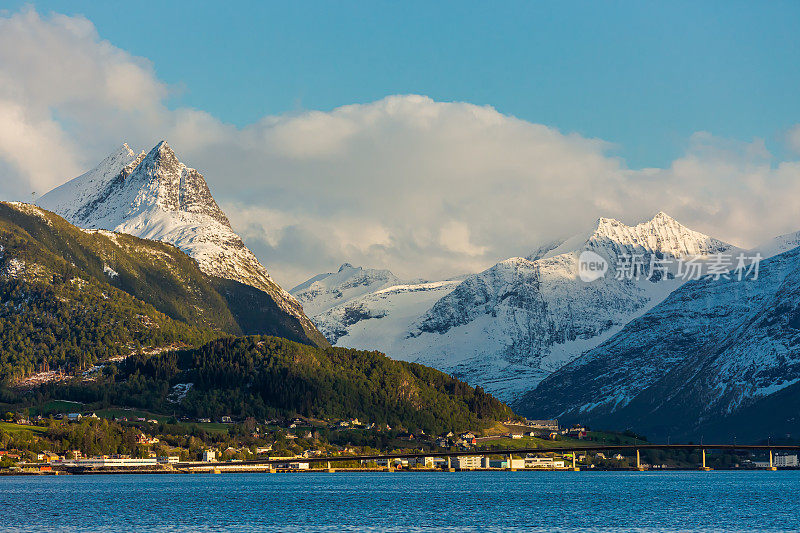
[587,212,733,259]
[38,139,327,346]
[338,263,355,272]
[119,143,135,157]
[651,210,675,222]
[151,139,175,159]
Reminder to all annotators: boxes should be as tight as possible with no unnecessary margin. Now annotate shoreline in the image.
[4,466,799,476]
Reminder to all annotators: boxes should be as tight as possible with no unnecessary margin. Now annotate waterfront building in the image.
[453,456,482,470]
[202,450,216,462]
[488,458,525,469]
[775,454,799,467]
[524,456,566,469]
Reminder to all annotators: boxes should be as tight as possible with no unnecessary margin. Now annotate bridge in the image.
[177,443,800,472]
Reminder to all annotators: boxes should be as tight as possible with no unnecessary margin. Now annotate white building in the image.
[453,456,482,470]
[775,454,799,467]
[274,461,310,470]
[376,458,409,468]
[488,458,525,469]
[525,456,566,469]
[202,450,216,462]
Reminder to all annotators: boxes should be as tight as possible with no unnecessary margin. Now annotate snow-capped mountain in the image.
[294,213,736,401]
[398,212,735,400]
[753,229,800,259]
[292,263,404,318]
[39,141,325,346]
[291,264,465,346]
[518,242,800,441]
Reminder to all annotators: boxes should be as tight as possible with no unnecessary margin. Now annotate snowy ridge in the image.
[753,229,800,259]
[291,266,465,346]
[38,141,316,334]
[291,263,403,317]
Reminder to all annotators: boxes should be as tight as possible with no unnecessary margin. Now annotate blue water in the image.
[1,471,798,532]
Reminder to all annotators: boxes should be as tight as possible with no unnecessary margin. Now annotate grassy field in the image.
[0,421,46,434]
[28,400,84,416]
[93,408,170,423]
[187,422,231,434]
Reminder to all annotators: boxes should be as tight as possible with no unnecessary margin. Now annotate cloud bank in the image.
[1,8,799,287]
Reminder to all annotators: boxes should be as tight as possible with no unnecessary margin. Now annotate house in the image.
[595,452,606,459]
[613,454,625,461]
[510,433,523,440]
[135,434,159,445]
[256,446,273,454]
[202,450,216,462]
[221,416,233,424]
[198,418,211,423]
[43,452,61,463]
[157,456,180,464]
[67,413,82,422]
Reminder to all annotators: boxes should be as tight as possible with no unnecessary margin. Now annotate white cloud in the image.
[1,8,800,288]
[787,124,800,155]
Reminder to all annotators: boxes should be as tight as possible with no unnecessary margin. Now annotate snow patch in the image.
[103,264,119,278]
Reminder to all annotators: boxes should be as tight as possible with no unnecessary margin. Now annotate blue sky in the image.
[2,2,800,284]
[7,0,800,168]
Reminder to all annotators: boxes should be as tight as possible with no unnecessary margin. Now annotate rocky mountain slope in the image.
[517,242,800,442]
[38,142,326,347]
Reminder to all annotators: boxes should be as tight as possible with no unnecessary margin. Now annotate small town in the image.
[2,411,797,475]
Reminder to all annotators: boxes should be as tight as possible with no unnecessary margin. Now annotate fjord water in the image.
[2,471,798,532]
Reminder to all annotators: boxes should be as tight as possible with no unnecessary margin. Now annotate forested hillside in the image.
[0,204,222,381]
[52,336,514,434]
